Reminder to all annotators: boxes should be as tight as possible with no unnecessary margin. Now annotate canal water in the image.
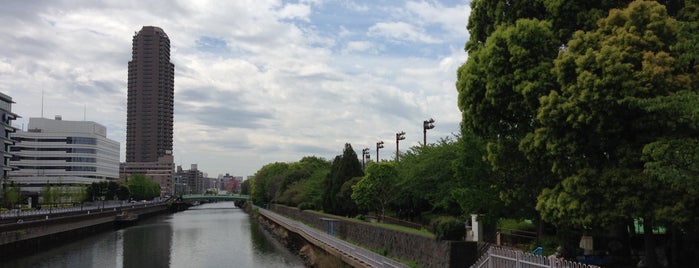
[0,202,305,268]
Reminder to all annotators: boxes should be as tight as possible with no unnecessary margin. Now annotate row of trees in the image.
[249,136,493,224]
[0,174,161,209]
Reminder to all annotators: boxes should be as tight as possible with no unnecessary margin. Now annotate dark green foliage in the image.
[249,156,330,208]
[297,202,315,211]
[1,179,21,209]
[86,180,130,201]
[127,174,160,200]
[459,1,699,266]
[322,143,363,216]
[276,156,330,207]
[250,162,289,203]
[430,216,466,241]
[240,179,251,195]
[352,162,399,220]
[394,137,464,219]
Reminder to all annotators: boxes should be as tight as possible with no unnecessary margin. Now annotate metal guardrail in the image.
[258,208,407,268]
[0,200,167,224]
[470,246,601,268]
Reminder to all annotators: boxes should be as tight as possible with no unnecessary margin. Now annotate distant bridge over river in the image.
[180,194,250,202]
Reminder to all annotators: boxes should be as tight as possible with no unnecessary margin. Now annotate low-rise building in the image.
[9,117,119,192]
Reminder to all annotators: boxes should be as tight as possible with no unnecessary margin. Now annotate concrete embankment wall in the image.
[269,204,477,268]
[0,204,168,257]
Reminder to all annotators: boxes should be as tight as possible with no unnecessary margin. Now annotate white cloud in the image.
[341,41,379,54]
[277,3,312,21]
[368,22,440,43]
[0,0,471,176]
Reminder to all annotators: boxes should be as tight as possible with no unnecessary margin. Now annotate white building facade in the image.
[9,117,120,192]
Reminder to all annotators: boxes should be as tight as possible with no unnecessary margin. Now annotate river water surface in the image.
[0,202,305,268]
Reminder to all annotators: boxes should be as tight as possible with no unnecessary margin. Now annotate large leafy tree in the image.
[457,17,560,222]
[276,156,330,208]
[128,174,160,200]
[250,162,289,203]
[527,1,698,266]
[395,137,464,218]
[322,143,363,216]
[352,162,399,220]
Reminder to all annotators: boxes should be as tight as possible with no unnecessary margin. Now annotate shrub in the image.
[298,202,315,211]
[430,216,465,241]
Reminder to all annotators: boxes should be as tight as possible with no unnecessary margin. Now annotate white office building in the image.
[9,117,120,192]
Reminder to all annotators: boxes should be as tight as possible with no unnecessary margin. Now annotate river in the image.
[0,202,305,268]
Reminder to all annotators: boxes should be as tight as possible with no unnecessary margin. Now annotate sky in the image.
[0,0,471,178]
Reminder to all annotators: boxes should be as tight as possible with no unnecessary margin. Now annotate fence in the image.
[470,246,601,268]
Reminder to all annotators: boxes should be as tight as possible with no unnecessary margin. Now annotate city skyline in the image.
[0,1,471,176]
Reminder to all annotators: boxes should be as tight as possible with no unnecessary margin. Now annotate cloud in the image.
[0,0,472,176]
[368,22,440,44]
[341,41,380,54]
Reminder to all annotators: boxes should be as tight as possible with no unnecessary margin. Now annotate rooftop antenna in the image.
[83,104,86,121]
[41,90,44,118]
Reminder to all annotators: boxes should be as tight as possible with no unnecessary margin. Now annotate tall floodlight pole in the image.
[376,141,384,162]
[365,149,371,165]
[423,118,435,146]
[396,131,406,162]
[362,148,370,169]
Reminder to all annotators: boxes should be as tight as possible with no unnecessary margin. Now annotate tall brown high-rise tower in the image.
[126,26,174,163]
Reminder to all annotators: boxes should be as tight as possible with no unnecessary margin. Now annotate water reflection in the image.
[122,222,172,267]
[0,202,304,268]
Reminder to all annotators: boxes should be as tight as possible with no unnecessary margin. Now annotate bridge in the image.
[180,194,250,202]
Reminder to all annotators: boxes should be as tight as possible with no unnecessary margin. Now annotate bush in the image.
[430,216,465,241]
[298,202,315,211]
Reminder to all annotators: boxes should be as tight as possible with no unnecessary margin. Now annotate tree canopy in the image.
[352,162,399,220]
[322,143,363,216]
[128,174,160,200]
[458,0,699,266]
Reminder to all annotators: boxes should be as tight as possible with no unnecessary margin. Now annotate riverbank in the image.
[0,203,169,259]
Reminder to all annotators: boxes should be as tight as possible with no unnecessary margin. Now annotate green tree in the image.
[528,2,698,266]
[322,143,363,216]
[128,174,160,200]
[457,17,560,223]
[250,162,289,203]
[352,162,399,220]
[395,137,463,218]
[451,130,502,224]
[276,156,330,208]
[41,182,56,208]
[4,181,21,209]
[240,179,251,195]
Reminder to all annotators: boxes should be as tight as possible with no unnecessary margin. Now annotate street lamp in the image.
[423,118,435,146]
[362,148,370,169]
[376,141,384,162]
[396,131,406,161]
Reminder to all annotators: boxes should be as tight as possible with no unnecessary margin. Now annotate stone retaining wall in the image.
[270,205,477,268]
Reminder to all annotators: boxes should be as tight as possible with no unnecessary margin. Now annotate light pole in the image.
[376,141,384,162]
[362,148,370,169]
[423,118,435,146]
[396,131,406,161]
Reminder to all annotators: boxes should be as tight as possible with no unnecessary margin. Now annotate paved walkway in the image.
[258,208,408,268]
